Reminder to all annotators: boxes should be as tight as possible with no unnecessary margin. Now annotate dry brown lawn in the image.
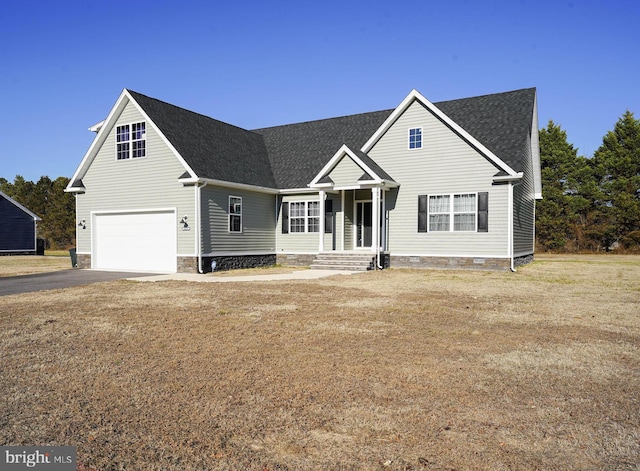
[0,255,71,277]
[1,254,638,470]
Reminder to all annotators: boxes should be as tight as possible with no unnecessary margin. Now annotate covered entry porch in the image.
[309,145,398,269]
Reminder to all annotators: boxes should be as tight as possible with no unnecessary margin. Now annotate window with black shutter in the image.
[477,192,488,232]
[324,199,333,233]
[418,195,428,232]
[281,202,289,234]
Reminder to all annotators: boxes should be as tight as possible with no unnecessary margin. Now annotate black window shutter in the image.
[324,199,333,233]
[477,192,488,232]
[282,202,289,234]
[418,195,428,232]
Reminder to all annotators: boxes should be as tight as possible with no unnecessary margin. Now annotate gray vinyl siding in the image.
[368,100,510,257]
[276,193,321,253]
[343,190,354,250]
[513,135,536,256]
[201,186,276,255]
[329,157,365,186]
[75,100,195,255]
[323,194,340,251]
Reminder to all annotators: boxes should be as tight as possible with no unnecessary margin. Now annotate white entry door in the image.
[93,211,176,272]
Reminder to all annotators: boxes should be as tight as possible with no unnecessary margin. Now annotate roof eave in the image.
[64,186,85,194]
[493,172,524,182]
[88,120,105,133]
[197,178,279,194]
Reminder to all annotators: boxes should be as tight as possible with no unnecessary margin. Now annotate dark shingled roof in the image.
[350,148,396,182]
[128,88,535,190]
[253,110,393,189]
[253,88,535,187]
[128,90,276,188]
[435,88,536,173]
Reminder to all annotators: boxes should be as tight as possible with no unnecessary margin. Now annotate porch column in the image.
[340,190,345,251]
[371,187,380,253]
[319,190,325,252]
[381,189,386,251]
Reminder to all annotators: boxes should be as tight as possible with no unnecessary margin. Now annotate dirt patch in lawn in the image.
[1,254,638,470]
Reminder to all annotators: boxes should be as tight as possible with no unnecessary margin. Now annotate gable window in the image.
[409,127,422,149]
[289,201,320,233]
[229,196,242,232]
[419,193,485,232]
[116,122,146,160]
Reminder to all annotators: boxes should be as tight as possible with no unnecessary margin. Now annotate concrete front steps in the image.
[310,252,376,271]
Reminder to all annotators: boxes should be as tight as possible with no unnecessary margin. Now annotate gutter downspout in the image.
[196,181,206,273]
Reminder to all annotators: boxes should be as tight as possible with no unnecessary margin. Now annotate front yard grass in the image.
[0,255,71,277]
[1,254,638,470]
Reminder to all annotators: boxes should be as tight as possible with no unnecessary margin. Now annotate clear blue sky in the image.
[1,0,638,182]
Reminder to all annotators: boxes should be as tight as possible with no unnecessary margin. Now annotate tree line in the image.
[538,110,640,252]
[1,109,638,254]
[0,176,75,250]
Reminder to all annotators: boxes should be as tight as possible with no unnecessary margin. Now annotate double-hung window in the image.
[116,122,146,160]
[229,196,242,232]
[453,194,476,231]
[428,195,451,231]
[419,193,485,232]
[289,201,320,233]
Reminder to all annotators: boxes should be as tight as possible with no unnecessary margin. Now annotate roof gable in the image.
[67,90,277,192]
[310,145,397,188]
[0,191,41,221]
[363,89,530,177]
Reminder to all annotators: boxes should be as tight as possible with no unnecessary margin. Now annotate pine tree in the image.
[591,111,640,250]
[537,121,594,251]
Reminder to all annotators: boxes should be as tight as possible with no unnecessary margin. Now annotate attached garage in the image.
[93,210,177,272]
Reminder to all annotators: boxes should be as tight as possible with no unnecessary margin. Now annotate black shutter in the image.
[324,199,333,233]
[282,202,289,234]
[477,192,488,232]
[418,195,428,232]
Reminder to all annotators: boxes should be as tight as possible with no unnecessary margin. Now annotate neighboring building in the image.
[0,191,42,255]
[66,87,541,273]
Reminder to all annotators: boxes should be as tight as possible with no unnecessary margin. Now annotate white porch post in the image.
[340,190,345,251]
[371,187,380,253]
[381,189,386,251]
[319,190,325,252]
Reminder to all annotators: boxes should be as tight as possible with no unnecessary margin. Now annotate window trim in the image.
[425,193,478,232]
[228,196,242,233]
[288,200,320,233]
[408,127,423,150]
[116,121,146,160]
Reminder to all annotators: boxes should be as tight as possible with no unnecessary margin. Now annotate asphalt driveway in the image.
[0,269,158,296]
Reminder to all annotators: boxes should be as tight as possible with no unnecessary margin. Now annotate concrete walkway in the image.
[128,269,359,283]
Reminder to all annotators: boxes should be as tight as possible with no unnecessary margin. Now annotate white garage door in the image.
[94,211,176,272]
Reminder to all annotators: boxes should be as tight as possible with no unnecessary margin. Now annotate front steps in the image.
[310,252,376,271]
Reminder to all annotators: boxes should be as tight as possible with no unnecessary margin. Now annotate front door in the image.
[356,201,372,248]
